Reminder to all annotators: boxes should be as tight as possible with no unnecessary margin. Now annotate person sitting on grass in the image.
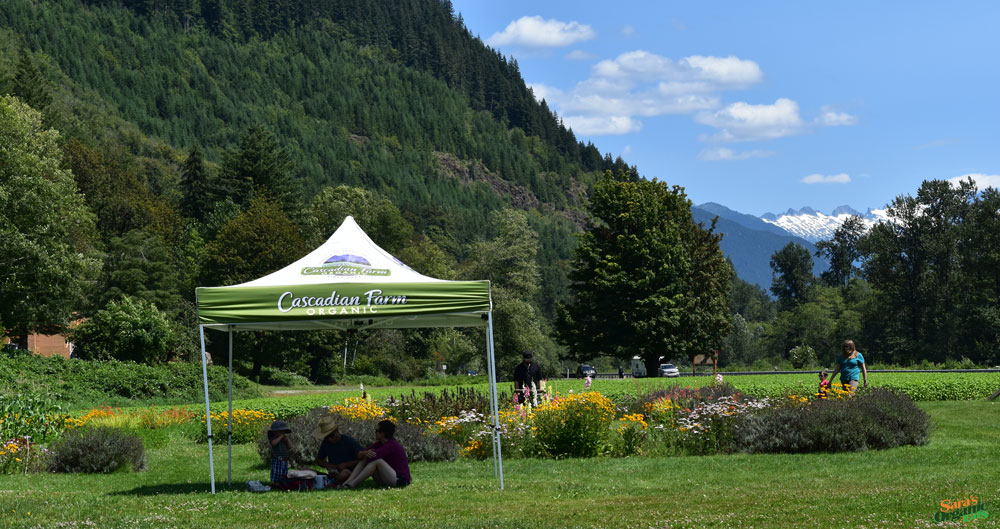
[313,416,363,485]
[339,420,411,489]
[267,420,292,485]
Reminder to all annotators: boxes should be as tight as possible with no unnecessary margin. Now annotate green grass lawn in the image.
[2,401,998,529]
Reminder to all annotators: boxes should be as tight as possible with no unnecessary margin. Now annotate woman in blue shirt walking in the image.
[829,339,868,392]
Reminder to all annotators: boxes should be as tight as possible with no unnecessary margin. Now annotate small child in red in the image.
[818,369,830,399]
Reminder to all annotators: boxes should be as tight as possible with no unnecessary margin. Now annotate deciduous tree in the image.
[0,96,99,343]
[557,173,731,375]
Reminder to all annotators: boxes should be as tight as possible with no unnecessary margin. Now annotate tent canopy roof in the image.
[196,216,491,331]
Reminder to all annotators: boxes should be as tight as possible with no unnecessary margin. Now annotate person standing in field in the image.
[828,340,868,392]
[513,351,542,404]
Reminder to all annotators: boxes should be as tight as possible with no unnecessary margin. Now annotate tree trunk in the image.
[251,358,262,381]
[644,354,660,378]
[15,325,29,350]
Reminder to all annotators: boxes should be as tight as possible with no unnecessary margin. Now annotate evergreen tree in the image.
[769,242,815,311]
[180,145,215,221]
[219,126,301,217]
[815,215,865,288]
[97,229,182,316]
[9,53,51,113]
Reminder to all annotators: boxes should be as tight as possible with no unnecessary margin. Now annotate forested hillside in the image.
[0,0,647,381]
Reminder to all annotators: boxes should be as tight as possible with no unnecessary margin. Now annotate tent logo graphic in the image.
[301,253,390,276]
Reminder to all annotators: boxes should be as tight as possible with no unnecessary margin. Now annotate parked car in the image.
[658,363,680,377]
[577,364,597,378]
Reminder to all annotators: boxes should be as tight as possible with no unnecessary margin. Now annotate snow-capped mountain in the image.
[760,206,889,242]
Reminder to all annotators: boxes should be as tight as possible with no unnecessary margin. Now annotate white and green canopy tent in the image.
[195,216,504,493]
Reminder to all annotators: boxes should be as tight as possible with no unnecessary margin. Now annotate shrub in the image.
[532,392,616,458]
[71,296,177,364]
[0,389,69,442]
[735,387,929,453]
[0,354,259,408]
[49,427,146,473]
[788,345,817,369]
[255,407,458,467]
[383,387,512,426]
[258,366,311,386]
[632,383,744,418]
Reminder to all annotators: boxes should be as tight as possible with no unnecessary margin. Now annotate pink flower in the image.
[524,385,531,397]
[584,376,592,390]
[716,373,724,384]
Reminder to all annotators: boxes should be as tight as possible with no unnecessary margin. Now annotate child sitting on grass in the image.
[267,420,292,484]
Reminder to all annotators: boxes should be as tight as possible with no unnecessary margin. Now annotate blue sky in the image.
[451,1,1000,215]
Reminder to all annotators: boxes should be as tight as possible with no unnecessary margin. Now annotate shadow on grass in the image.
[108,482,242,496]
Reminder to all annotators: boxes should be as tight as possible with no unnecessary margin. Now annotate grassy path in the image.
[2,401,998,528]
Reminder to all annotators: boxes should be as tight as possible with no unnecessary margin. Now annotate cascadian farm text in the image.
[277,289,407,315]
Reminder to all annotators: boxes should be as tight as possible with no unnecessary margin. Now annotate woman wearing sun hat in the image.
[313,415,363,485]
[267,420,292,484]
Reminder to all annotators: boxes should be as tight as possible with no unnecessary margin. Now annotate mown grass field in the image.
[2,393,998,528]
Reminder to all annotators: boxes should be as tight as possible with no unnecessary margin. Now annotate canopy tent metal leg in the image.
[486,313,504,490]
[227,327,233,487]
[198,325,216,494]
[484,324,497,475]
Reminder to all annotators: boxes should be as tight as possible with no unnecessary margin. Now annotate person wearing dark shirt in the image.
[312,416,363,485]
[340,420,411,489]
[513,350,542,404]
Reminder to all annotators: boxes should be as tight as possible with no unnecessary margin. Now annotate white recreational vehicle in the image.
[630,356,647,378]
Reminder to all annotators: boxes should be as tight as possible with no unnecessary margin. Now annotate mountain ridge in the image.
[757,205,889,242]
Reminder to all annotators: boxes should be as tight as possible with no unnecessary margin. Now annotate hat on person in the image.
[268,420,291,432]
[522,351,534,360]
[312,415,340,440]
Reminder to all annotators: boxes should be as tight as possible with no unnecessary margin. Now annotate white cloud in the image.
[622,145,632,154]
[487,16,595,48]
[802,173,851,184]
[622,24,637,37]
[682,55,763,85]
[562,115,642,135]
[530,47,853,147]
[590,51,760,87]
[948,173,1000,189]
[697,98,803,142]
[542,51,761,137]
[816,106,858,126]
[698,147,774,161]
[565,49,595,61]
